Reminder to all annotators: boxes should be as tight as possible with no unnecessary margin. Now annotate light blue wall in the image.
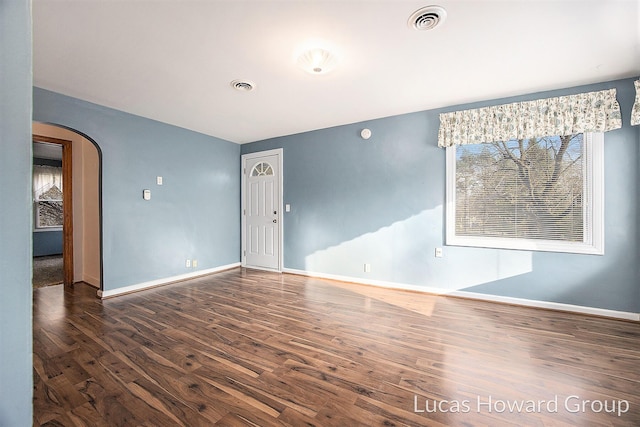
[243,78,640,313]
[33,230,63,256]
[0,0,33,425]
[34,88,241,292]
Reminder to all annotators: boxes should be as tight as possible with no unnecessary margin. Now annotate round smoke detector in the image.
[230,79,256,92]
[408,5,447,31]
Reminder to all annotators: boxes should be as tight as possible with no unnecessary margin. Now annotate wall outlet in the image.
[435,247,443,258]
[364,263,371,273]
[185,259,191,268]
[192,259,198,268]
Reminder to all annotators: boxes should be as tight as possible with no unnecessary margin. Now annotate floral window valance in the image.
[438,88,622,148]
[632,80,640,126]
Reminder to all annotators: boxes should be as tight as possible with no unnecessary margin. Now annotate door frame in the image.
[241,148,283,272]
[33,134,74,287]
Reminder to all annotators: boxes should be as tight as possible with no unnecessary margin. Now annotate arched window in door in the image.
[250,162,274,177]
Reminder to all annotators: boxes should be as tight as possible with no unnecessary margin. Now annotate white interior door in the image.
[242,150,282,271]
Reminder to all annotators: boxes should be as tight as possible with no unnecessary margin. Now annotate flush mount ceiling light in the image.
[230,79,256,92]
[408,5,447,31]
[296,48,339,75]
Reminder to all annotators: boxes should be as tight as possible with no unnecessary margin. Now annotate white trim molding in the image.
[97,262,241,299]
[283,268,444,294]
[82,274,100,288]
[447,290,639,322]
[284,268,639,322]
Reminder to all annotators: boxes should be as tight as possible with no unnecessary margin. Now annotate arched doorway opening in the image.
[32,122,102,291]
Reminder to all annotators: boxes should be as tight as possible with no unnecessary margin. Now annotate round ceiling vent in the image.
[408,5,447,31]
[230,79,256,92]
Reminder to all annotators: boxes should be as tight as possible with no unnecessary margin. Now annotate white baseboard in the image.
[447,290,640,321]
[97,262,241,299]
[284,268,445,294]
[83,274,100,288]
[283,268,640,322]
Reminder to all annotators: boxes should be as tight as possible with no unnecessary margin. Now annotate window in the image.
[446,133,603,254]
[250,162,274,177]
[33,165,63,230]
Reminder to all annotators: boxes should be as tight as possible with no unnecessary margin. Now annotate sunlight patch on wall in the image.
[303,206,532,292]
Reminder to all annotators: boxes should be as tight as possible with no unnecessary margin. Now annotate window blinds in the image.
[454,136,586,243]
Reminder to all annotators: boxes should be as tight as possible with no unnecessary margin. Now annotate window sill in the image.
[446,235,604,255]
[33,227,63,233]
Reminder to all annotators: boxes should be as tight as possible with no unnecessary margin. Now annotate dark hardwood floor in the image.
[34,268,640,426]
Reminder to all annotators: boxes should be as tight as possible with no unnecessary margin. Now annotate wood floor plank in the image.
[64,401,111,427]
[33,268,640,426]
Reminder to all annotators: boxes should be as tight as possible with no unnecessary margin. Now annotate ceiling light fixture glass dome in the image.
[297,47,339,75]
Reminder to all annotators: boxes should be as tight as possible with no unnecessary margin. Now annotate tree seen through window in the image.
[455,134,584,241]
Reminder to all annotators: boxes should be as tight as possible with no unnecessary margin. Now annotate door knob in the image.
[273,219,277,223]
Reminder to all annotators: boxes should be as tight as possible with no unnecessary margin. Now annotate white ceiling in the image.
[33,1,640,144]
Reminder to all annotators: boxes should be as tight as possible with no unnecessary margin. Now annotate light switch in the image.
[143,189,151,200]
[285,204,291,212]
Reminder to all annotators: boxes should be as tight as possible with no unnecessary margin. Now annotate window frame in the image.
[250,161,274,177]
[34,200,64,231]
[33,164,64,232]
[445,132,604,255]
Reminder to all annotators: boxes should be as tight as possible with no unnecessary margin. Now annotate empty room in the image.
[2,1,640,426]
